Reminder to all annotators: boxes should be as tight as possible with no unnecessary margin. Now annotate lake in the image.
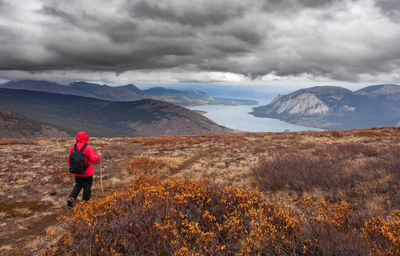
[188,100,323,132]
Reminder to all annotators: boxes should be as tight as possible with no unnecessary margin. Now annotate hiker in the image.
[67,132,101,207]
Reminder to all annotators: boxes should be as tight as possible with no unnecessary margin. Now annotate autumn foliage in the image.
[46,176,300,255]
[42,174,400,255]
[125,156,170,175]
[364,210,400,255]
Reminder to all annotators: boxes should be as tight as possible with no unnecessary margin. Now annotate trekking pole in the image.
[99,152,104,195]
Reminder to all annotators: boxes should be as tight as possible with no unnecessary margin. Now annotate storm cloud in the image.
[0,0,400,83]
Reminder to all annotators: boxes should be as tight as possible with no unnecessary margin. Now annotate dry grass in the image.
[1,127,400,254]
[251,141,400,216]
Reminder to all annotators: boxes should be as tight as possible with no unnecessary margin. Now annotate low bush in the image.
[292,197,370,255]
[43,175,400,255]
[251,154,364,193]
[125,156,170,175]
[364,210,400,255]
[45,176,300,255]
[251,143,400,200]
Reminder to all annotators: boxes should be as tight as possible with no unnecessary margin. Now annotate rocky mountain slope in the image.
[0,88,231,137]
[251,84,400,129]
[0,80,256,106]
[0,108,70,138]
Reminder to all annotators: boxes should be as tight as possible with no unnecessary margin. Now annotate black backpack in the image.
[69,143,89,174]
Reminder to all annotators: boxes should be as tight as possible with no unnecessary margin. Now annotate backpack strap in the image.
[80,144,88,153]
[74,143,78,152]
[80,144,89,166]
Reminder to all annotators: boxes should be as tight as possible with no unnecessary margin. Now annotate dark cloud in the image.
[32,0,265,73]
[298,0,343,8]
[263,0,345,13]
[375,0,400,20]
[0,0,13,16]
[0,0,399,83]
[129,1,247,27]
[0,0,7,8]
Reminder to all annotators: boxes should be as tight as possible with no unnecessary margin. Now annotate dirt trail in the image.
[169,149,216,175]
[0,212,60,255]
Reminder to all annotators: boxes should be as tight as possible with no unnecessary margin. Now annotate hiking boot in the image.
[67,196,74,207]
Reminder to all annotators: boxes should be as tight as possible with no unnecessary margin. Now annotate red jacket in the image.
[68,132,100,177]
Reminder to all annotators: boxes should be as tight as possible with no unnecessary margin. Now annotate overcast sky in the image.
[0,0,399,86]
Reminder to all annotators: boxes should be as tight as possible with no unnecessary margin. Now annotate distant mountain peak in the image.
[143,87,178,94]
[4,79,62,86]
[70,81,105,88]
[356,84,400,96]
[297,86,352,96]
[251,84,400,130]
[121,83,142,94]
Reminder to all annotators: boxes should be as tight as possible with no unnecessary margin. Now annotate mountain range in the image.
[0,88,232,137]
[251,84,400,129]
[0,80,256,106]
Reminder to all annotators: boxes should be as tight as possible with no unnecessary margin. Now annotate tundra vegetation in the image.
[0,127,400,255]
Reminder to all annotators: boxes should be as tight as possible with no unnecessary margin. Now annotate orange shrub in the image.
[354,129,383,137]
[45,176,300,255]
[293,197,353,230]
[132,136,177,147]
[125,156,170,175]
[292,197,370,255]
[364,210,400,255]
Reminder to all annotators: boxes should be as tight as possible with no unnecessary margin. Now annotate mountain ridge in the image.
[0,88,232,137]
[355,84,400,96]
[251,84,400,129]
[0,80,256,106]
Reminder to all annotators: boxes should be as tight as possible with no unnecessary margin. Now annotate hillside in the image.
[0,80,96,98]
[0,88,231,137]
[70,81,143,101]
[355,83,400,96]
[143,87,215,105]
[0,108,70,138]
[0,80,256,106]
[251,84,400,129]
[143,87,257,106]
[1,127,400,255]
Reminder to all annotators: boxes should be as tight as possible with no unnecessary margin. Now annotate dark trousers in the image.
[70,176,93,201]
